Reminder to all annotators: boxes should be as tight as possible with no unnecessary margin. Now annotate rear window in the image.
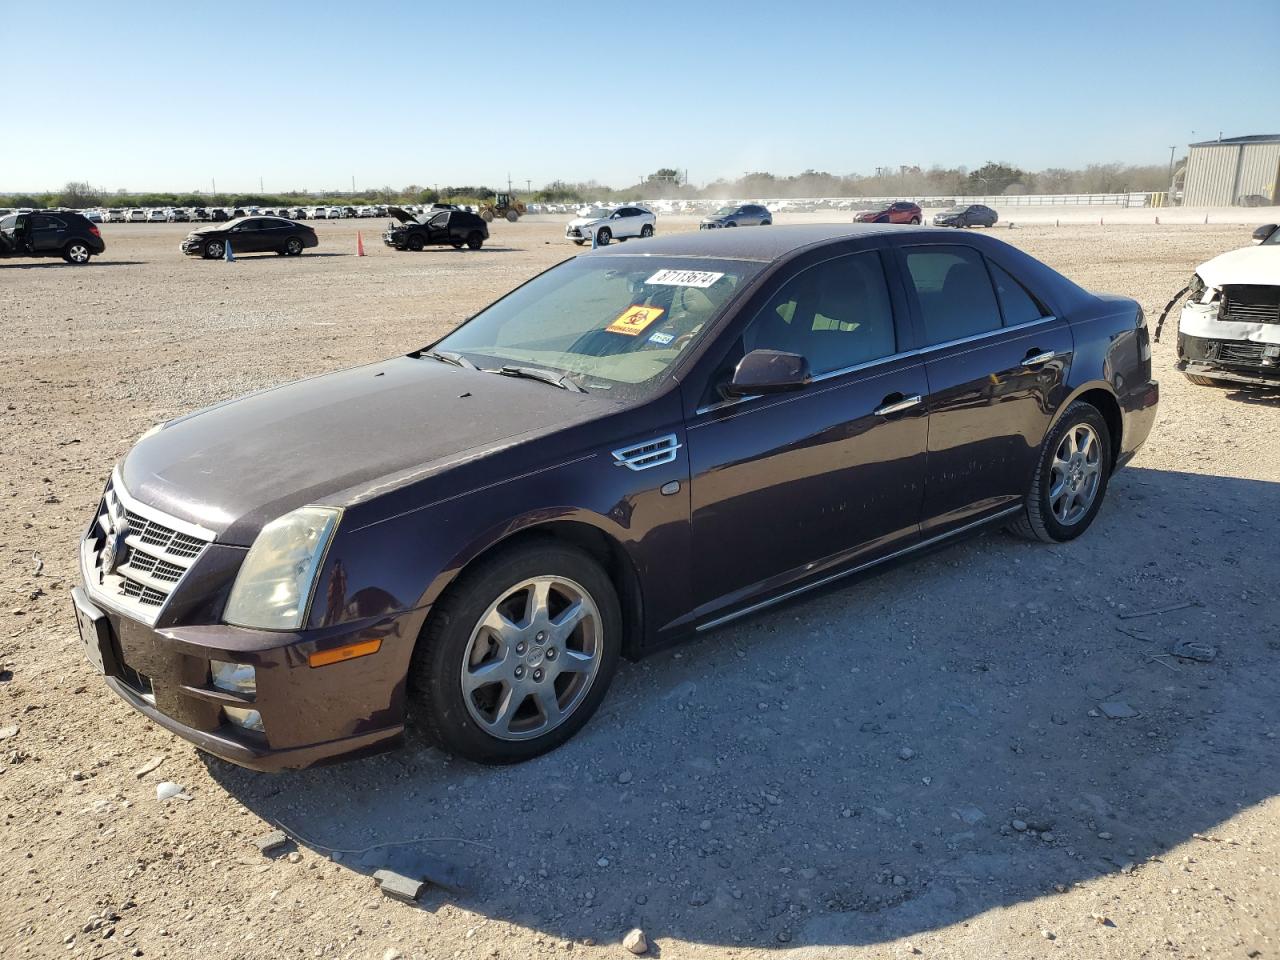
[903,246,1002,345]
[988,261,1048,326]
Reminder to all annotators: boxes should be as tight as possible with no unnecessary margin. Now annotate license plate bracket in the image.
[71,588,118,676]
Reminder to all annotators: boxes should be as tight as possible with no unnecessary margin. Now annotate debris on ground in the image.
[374,869,425,903]
[1099,701,1139,719]
[622,928,648,955]
[154,781,189,801]
[255,830,290,855]
[132,756,164,779]
[1170,639,1217,662]
[0,724,18,740]
[1118,600,1200,620]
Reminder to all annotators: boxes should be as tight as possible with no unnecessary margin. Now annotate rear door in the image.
[894,242,1074,535]
[685,246,929,619]
[28,214,66,253]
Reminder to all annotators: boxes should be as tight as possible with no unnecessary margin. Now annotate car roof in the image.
[588,223,934,263]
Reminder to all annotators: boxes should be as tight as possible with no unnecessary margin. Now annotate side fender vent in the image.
[611,434,681,471]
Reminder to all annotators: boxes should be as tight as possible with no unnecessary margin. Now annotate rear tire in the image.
[1008,401,1111,543]
[63,241,92,264]
[640,224,654,238]
[466,232,484,250]
[505,210,519,223]
[909,217,921,225]
[284,236,304,256]
[408,540,621,764]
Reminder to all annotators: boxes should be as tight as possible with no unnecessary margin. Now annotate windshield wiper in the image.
[498,365,585,393]
[422,349,478,370]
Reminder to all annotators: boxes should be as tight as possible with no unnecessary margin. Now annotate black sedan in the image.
[180,216,318,259]
[934,204,999,228]
[74,224,1157,770]
[383,207,489,251]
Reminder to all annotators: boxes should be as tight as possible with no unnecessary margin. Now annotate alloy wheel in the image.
[1049,423,1102,525]
[67,243,90,263]
[460,576,603,741]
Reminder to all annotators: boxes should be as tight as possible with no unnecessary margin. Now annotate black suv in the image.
[0,211,105,264]
[383,207,489,251]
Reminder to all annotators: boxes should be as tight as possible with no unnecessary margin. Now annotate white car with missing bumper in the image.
[1177,223,1280,387]
[564,205,655,246]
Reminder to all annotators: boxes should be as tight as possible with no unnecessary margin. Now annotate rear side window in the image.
[988,261,1048,326]
[903,246,1001,345]
[743,251,898,375]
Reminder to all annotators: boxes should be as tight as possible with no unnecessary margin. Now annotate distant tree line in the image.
[3,161,1176,210]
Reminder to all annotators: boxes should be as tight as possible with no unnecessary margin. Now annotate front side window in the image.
[434,256,760,399]
[903,246,1001,345]
[740,251,898,375]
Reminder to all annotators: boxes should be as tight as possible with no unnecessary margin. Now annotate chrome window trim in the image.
[693,315,1058,417]
[696,505,1022,632]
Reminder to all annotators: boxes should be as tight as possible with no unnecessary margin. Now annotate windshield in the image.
[945,206,966,213]
[1263,227,1280,246]
[714,206,737,216]
[433,256,761,400]
[580,207,611,219]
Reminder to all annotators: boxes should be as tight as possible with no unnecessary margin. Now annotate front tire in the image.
[409,541,621,763]
[1009,401,1111,543]
[203,239,225,259]
[1184,373,1227,386]
[596,227,612,245]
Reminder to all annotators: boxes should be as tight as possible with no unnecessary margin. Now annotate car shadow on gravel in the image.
[0,261,145,269]
[207,466,1280,950]
[1223,387,1280,406]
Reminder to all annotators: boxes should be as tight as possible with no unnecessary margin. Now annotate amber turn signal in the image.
[308,638,382,668]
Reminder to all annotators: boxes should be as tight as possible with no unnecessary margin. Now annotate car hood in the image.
[568,216,607,228]
[119,356,600,545]
[1197,244,1280,288]
[386,206,421,225]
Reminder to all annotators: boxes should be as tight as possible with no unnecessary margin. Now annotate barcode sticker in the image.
[646,269,725,288]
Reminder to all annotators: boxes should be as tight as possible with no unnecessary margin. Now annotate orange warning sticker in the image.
[606,305,665,336]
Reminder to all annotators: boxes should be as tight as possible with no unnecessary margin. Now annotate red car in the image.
[854,201,922,225]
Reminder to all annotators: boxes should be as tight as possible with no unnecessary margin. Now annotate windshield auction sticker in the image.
[645,269,725,288]
[607,305,666,336]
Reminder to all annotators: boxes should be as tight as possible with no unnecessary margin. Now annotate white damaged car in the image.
[1177,223,1280,387]
[564,205,655,246]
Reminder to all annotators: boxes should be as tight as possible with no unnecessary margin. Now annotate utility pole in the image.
[507,172,512,194]
[351,175,356,194]
[211,177,216,197]
[259,176,264,193]
[1167,145,1177,181]
[525,179,531,194]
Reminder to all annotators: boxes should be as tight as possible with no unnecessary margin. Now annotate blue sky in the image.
[3,0,1276,193]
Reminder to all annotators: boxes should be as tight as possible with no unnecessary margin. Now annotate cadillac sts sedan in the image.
[73,224,1158,771]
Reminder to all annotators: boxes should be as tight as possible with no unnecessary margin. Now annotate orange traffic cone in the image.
[356,231,366,257]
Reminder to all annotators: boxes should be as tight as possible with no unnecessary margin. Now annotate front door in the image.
[895,242,1074,534]
[686,248,928,619]
[28,214,65,253]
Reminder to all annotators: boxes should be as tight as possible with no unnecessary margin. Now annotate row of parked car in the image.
[87,205,398,224]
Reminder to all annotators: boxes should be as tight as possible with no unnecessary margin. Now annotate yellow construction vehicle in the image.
[479,193,526,223]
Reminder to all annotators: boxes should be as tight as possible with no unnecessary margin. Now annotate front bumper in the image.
[1177,331,1280,384]
[72,577,429,771]
[699,221,725,230]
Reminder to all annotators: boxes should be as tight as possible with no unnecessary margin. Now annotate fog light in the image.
[222,705,264,732]
[210,660,256,696]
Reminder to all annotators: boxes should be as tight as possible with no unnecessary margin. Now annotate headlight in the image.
[224,506,341,630]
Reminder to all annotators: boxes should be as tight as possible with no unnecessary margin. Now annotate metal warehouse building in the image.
[1183,134,1280,206]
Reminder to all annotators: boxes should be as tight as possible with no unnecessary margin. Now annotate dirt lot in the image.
[2,215,1278,960]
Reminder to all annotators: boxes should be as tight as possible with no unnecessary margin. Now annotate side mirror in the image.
[1252,223,1277,245]
[725,349,811,397]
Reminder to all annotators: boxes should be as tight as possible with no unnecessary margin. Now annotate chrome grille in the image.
[83,473,214,624]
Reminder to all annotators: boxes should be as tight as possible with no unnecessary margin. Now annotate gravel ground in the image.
[1,215,1278,960]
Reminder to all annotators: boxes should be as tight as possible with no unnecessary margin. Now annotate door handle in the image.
[1022,349,1055,367]
[874,393,922,416]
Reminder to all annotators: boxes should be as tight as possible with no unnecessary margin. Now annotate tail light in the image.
[89,225,101,237]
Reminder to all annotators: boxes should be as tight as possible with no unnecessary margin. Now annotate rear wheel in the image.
[409,541,621,763]
[466,232,484,250]
[909,217,921,225]
[284,236,304,256]
[408,235,425,251]
[505,210,519,223]
[1008,401,1111,543]
[640,224,654,238]
[203,239,225,259]
[572,239,586,246]
[63,241,92,264]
